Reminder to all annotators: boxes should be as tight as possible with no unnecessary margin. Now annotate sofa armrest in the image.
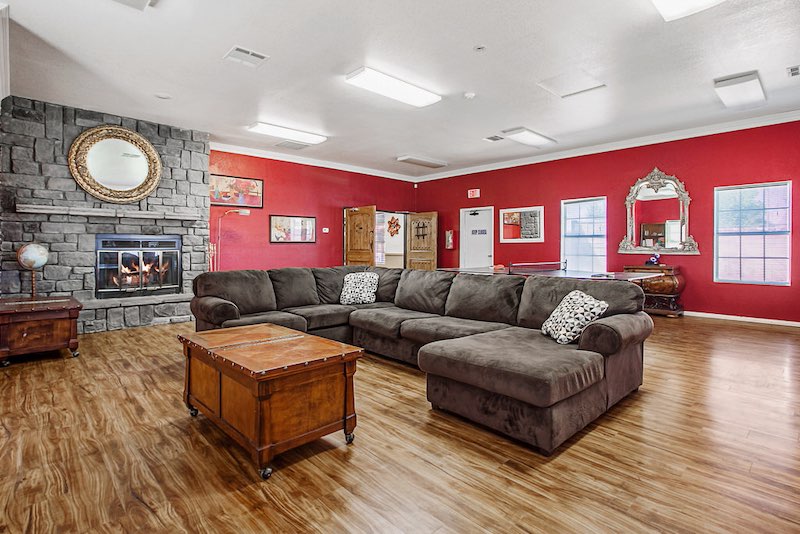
[578,311,653,356]
[190,296,240,326]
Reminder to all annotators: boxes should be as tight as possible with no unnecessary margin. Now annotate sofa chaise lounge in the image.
[191,266,653,453]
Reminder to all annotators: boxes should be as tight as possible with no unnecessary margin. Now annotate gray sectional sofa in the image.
[191,266,653,454]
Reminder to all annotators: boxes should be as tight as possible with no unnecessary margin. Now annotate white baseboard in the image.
[683,311,800,328]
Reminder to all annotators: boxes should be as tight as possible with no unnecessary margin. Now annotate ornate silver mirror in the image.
[68,125,162,203]
[618,168,700,255]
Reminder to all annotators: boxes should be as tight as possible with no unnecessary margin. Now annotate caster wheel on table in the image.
[188,407,199,417]
[259,467,273,480]
[70,350,80,358]
[0,360,10,368]
[345,432,355,445]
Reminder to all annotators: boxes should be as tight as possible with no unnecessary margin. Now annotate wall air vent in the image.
[483,135,504,142]
[275,140,311,150]
[396,155,448,169]
[223,46,269,68]
[788,65,800,78]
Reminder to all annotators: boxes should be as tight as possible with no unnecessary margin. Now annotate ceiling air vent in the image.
[223,46,269,68]
[275,140,311,150]
[788,65,800,78]
[483,135,504,142]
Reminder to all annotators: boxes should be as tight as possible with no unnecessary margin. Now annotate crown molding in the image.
[211,109,800,184]
[0,4,10,101]
[208,142,416,182]
[414,109,800,182]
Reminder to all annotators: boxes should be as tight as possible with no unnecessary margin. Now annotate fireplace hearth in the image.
[95,234,182,299]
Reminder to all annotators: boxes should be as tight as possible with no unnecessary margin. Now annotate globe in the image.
[17,243,49,270]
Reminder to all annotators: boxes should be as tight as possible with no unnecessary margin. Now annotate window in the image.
[561,197,607,272]
[374,212,386,265]
[715,182,791,285]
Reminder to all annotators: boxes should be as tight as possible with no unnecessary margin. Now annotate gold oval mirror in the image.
[68,125,162,203]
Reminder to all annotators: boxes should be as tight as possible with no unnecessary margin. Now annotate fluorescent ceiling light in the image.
[650,0,727,21]
[538,70,606,98]
[396,155,448,168]
[345,67,441,107]
[247,122,327,144]
[713,72,766,108]
[502,127,556,148]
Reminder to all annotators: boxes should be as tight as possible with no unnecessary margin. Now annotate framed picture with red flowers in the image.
[209,174,263,208]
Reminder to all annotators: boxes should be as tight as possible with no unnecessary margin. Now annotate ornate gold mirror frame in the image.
[618,167,700,255]
[68,125,162,203]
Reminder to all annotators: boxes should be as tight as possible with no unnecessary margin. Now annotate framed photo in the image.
[210,174,263,208]
[499,206,544,243]
[270,215,316,243]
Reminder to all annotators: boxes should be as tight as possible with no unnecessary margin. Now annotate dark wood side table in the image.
[0,296,83,366]
[623,265,685,318]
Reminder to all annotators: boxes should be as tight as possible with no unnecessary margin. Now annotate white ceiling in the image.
[7,0,800,181]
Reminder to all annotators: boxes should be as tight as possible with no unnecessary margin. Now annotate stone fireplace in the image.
[95,234,182,299]
[0,95,210,333]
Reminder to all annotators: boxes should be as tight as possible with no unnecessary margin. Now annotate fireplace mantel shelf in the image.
[15,204,202,221]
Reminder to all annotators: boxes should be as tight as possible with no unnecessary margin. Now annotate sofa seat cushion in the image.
[282,304,356,330]
[221,311,307,331]
[350,301,397,310]
[400,316,511,345]
[349,306,438,338]
[418,327,604,408]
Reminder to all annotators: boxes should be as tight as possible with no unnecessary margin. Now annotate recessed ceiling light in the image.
[154,92,172,100]
[247,122,327,145]
[502,127,556,148]
[538,70,606,98]
[344,67,441,108]
[650,0,727,21]
[396,155,448,168]
[713,72,766,108]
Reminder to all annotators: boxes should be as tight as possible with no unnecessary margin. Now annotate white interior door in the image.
[460,207,494,268]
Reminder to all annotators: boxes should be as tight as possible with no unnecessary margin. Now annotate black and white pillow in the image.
[541,290,609,344]
[340,272,380,305]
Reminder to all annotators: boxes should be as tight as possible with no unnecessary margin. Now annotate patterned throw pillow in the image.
[340,272,380,305]
[541,290,609,344]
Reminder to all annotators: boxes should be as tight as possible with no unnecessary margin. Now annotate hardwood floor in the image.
[1,316,798,533]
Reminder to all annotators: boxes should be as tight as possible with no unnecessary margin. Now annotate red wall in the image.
[417,121,800,322]
[209,151,416,270]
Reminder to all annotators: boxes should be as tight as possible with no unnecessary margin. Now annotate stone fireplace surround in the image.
[0,95,210,333]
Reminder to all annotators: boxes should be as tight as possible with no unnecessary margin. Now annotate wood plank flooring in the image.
[1,316,798,533]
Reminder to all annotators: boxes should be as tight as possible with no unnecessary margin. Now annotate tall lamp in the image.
[213,209,250,271]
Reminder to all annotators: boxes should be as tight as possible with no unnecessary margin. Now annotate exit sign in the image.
[467,188,481,199]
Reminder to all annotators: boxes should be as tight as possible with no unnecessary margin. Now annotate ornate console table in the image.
[623,265,685,318]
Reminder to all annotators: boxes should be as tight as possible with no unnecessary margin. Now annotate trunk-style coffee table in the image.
[178,324,362,480]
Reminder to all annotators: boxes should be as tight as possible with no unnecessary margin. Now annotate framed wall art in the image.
[210,174,264,208]
[270,215,316,243]
[499,206,544,243]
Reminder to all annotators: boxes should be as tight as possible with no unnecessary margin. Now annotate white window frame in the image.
[713,181,792,286]
[560,196,607,272]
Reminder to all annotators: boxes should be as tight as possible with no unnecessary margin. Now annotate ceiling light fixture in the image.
[247,122,327,144]
[713,72,766,108]
[345,67,441,107]
[502,127,556,148]
[650,0,727,21]
[396,155,448,168]
[538,70,606,98]
[223,46,269,68]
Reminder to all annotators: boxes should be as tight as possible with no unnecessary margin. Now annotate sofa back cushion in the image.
[517,275,644,329]
[192,270,276,314]
[368,266,404,302]
[313,266,367,304]
[268,267,320,309]
[394,270,456,315]
[445,273,525,325]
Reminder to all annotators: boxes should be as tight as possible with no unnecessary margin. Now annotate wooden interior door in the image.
[406,211,438,270]
[344,205,376,266]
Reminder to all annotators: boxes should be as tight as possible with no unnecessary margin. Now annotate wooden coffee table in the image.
[177,324,363,480]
